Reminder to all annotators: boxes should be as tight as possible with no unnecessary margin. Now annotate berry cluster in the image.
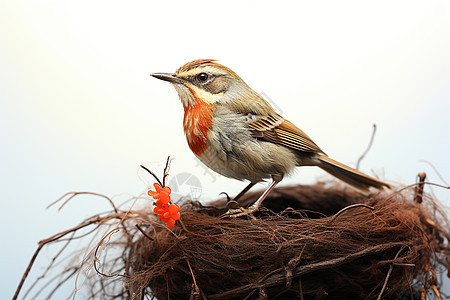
[148,183,180,228]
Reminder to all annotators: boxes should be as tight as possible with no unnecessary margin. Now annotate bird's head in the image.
[152,59,257,109]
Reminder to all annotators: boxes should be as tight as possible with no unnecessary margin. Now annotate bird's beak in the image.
[151,72,184,84]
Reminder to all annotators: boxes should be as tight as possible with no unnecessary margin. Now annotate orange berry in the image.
[162,186,171,194]
[159,192,170,204]
[153,183,162,192]
[168,203,179,214]
[147,190,158,199]
[154,207,165,214]
[156,199,169,208]
[171,212,180,221]
[158,214,170,223]
[166,219,176,228]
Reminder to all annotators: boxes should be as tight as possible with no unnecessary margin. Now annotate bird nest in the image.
[14,174,450,300]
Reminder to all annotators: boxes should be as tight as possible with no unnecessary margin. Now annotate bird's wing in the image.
[248,114,325,154]
[218,93,325,154]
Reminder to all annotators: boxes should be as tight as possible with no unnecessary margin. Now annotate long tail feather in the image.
[317,155,390,195]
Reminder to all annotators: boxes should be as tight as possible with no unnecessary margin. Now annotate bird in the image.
[151,59,390,216]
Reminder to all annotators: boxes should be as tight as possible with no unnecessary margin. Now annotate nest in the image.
[14,176,450,300]
[127,182,449,300]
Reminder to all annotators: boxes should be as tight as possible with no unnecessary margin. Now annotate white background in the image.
[1,0,449,298]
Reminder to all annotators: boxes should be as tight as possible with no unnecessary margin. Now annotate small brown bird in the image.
[152,59,390,216]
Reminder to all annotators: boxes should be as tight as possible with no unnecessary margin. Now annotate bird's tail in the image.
[316,154,390,195]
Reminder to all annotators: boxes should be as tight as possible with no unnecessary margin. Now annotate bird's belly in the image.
[196,126,298,183]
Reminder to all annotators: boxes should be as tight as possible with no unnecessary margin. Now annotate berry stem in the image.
[140,165,163,187]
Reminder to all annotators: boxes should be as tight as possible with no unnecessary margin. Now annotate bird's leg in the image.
[222,178,281,217]
[232,182,256,203]
[217,182,256,211]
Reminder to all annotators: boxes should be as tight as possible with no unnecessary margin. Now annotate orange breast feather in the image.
[183,88,215,156]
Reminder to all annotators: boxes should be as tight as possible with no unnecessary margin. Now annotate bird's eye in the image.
[197,73,208,82]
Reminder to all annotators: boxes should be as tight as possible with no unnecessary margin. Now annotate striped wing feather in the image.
[249,115,325,154]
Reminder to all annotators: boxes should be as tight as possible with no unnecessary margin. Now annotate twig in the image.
[162,156,171,187]
[136,224,154,241]
[381,182,449,207]
[298,278,304,300]
[392,262,415,267]
[42,268,78,300]
[285,244,306,288]
[186,258,198,288]
[377,246,405,300]
[47,192,118,213]
[94,228,122,278]
[419,160,450,186]
[186,258,203,300]
[140,165,163,187]
[13,217,104,300]
[431,285,443,300]
[140,156,172,188]
[356,124,376,170]
[414,172,427,204]
[397,182,450,192]
[329,204,375,223]
[22,231,78,299]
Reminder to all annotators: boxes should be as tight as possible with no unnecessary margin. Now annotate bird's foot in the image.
[221,203,260,218]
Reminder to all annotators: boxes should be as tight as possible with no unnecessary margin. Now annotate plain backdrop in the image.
[1,0,449,298]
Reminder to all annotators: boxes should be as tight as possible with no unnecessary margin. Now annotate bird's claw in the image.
[221,204,259,219]
[218,191,232,202]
